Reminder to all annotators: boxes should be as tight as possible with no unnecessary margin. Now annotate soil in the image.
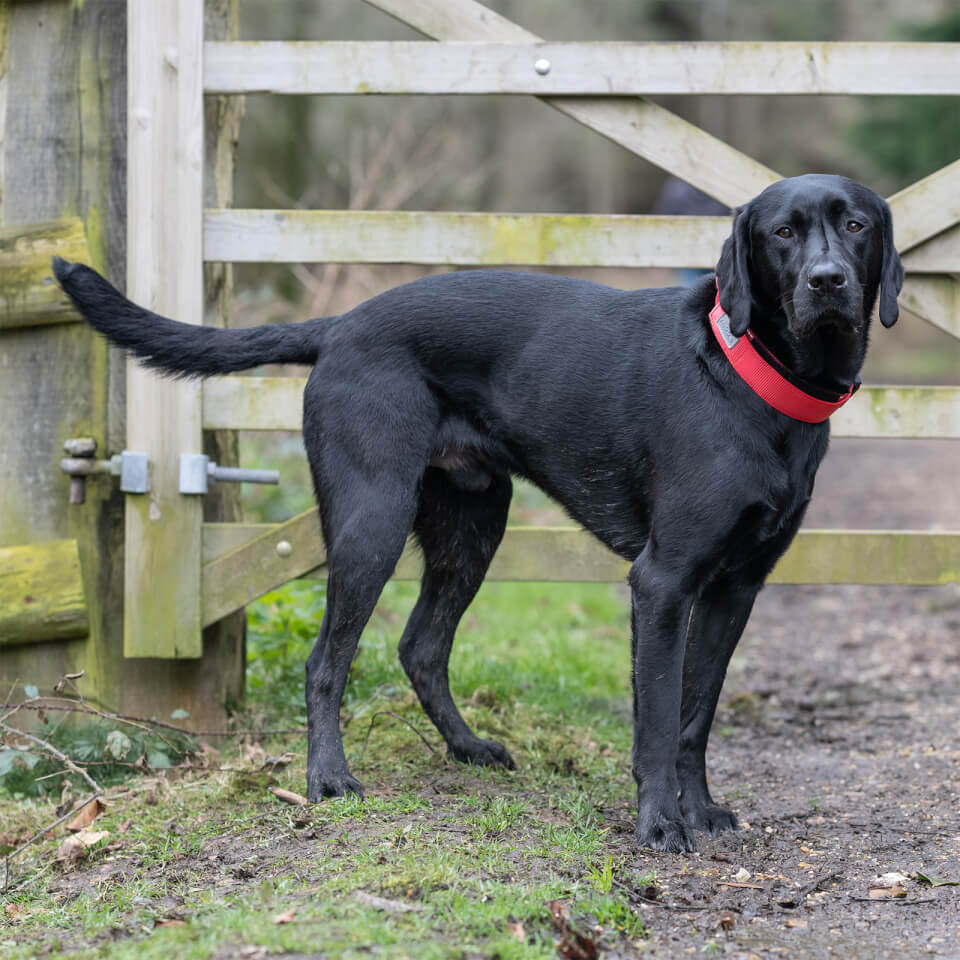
[25,438,960,958]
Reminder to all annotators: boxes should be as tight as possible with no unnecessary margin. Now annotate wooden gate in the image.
[125,0,960,658]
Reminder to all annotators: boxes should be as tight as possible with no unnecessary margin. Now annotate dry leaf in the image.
[67,797,106,832]
[786,918,808,929]
[718,911,737,931]
[734,867,752,882]
[74,829,109,846]
[507,920,526,941]
[55,835,88,863]
[272,906,298,924]
[268,786,309,807]
[154,918,187,928]
[118,818,133,834]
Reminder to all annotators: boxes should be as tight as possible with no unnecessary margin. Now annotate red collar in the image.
[709,281,857,423]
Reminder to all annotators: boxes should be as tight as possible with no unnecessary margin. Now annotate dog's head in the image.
[716,175,903,341]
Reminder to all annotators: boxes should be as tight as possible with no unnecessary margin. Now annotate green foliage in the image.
[587,853,615,895]
[0,722,197,799]
[851,13,960,186]
[245,576,631,732]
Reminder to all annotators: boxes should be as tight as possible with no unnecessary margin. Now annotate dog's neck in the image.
[748,309,865,394]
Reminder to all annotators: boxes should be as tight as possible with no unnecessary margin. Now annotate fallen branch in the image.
[13,701,305,739]
[359,711,437,762]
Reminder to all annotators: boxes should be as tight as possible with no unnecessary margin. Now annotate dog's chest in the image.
[722,426,828,568]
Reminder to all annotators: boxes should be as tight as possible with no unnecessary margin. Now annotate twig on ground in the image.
[849,897,937,905]
[798,870,843,897]
[613,878,709,912]
[359,711,437,762]
[13,701,306,739]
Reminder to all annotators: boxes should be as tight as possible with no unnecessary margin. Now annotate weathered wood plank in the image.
[0,0,125,700]
[202,520,960,621]
[900,224,960,274]
[203,510,325,627]
[0,219,91,329]
[203,377,960,440]
[0,540,89,646]
[205,41,960,97]
[125,0,205,658]
[364,0,779,207]
[203,375,305,431]
[206,209,960,274]
[900,276,960,342]
[831,386,960,439]
[204,209,731,267]
[888,159,960,254]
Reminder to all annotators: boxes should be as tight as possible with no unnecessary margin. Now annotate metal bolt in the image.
[534,58,551,76]
[276,540,292,558]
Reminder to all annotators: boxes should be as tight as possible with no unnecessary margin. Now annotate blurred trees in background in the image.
[233,0,957,304]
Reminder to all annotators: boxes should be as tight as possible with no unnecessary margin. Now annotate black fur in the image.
[54,174,902,852]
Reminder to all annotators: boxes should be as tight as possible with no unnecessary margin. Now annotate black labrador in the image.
[54,173,903,852]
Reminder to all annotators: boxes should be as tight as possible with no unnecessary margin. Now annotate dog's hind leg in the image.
[676,581,760,835]
[302,378,434,802]
[304,492,418,801]
[399,467,515,768]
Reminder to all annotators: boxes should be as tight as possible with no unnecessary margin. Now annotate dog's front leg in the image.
[628,550,696,852]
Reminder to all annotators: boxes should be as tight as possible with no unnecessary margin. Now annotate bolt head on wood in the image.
[534,58,551,75]
[275,540,293,558]
[63,437,97,457]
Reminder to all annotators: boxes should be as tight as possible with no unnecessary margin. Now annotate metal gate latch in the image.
[178,454,279,494]
[60,439,150,503]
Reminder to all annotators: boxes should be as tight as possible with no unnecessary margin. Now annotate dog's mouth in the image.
[789,293,862,340]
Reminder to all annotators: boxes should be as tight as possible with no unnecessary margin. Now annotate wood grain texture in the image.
[202,519,960,622]
[205,210,730,267]
[125,0,205,658]
[203,510,325,627]
[0,0,126,698]
[205,41,960,97]
[206,208,960,274]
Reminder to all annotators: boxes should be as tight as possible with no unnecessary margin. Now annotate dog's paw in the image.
[306,769,365,802]
[682,801,739,837]
[448,737,516,770]
[635,811,697,853]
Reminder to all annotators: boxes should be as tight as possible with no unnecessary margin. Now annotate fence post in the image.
[125,0,205,658]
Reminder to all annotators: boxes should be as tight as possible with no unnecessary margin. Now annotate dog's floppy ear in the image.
[878,199,904,329]
[716,204,753,337]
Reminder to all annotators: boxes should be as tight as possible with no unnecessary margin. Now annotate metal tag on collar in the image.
[713,309,740,350]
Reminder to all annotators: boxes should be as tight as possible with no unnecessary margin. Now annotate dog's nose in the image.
[807,262,847,292]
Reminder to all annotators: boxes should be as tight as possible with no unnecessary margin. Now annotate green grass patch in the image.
[2,571,650,959]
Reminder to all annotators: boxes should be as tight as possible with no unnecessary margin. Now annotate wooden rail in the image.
[201,516,960,625]
[205,42,960,97]
[204,209,960,272]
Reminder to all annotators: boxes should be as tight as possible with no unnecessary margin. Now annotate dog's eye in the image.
[775,226,793,239]
[846,220,863,233]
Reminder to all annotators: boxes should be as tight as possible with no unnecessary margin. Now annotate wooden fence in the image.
[61,0,960,659]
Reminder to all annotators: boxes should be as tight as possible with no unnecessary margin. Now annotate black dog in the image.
[54,174,902,852]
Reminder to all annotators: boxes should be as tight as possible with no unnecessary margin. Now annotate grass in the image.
[1,576,657,959]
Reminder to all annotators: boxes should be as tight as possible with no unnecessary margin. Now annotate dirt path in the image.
[616,580,959,958]
[619,436,960,957]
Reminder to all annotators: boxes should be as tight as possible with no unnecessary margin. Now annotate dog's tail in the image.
[53,258,320,377]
